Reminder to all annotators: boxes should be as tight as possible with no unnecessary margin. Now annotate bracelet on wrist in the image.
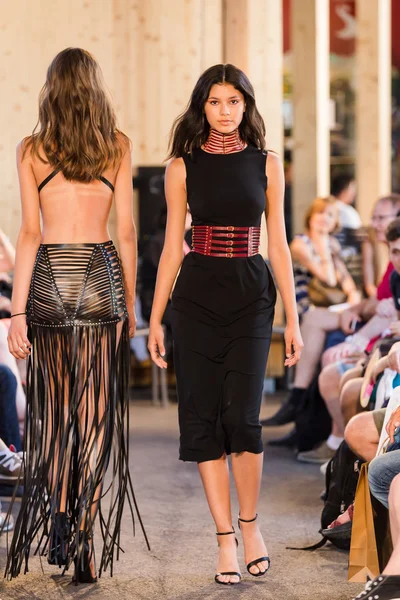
[10,312,26,318]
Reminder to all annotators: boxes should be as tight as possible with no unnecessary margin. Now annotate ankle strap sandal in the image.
[238,514,271,577]
[214,528,241,585]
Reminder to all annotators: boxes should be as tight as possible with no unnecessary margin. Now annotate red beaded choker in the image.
[203,128,246,154]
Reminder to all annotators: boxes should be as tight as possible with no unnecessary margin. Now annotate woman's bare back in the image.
[28,145,120,244]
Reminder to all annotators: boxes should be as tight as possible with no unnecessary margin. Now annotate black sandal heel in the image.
[47,512,70,567]
[72,531,97,584]
[238,514,270,577]
[214,528,241,585]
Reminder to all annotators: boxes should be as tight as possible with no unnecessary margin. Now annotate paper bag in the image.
[348,463,380,582]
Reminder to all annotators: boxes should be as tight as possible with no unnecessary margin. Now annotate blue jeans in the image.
[368,449,400,509]
[0,364,21,451]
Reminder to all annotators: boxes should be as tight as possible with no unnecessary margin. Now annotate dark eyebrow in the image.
[208,95,241,100]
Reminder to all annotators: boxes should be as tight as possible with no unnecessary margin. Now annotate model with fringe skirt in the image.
[5,47,149,585]
[5,218,149,583]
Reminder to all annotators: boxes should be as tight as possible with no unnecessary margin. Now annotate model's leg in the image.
[231,451,269,575]
[222,339,270,576]
[198,457,240,584]
[384,473,400,575]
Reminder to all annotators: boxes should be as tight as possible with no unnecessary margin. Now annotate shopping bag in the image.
[348,463,380,582]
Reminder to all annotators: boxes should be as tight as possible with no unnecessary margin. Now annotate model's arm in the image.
[8,141,41,360]
[148,158,187,368]
[114,138,138,338]
[265,152,303,366]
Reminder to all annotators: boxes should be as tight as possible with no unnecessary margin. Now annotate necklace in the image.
[203,128,246,154]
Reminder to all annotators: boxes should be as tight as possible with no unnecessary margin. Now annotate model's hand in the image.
[386,406,400,443]
[339,308,361,335]
[7,315,31,360]
[284,323,304,367]
[128,310,137,338]
[148,322,167,369]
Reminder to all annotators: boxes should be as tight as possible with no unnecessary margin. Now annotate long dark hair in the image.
[25,47,128,182]
[168,64,266,158]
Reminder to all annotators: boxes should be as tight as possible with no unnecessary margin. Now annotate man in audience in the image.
[297,219,400,463]
[331,174,360,237]
[350,407,400,599]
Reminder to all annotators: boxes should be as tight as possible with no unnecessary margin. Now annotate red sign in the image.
[283,0,400,68]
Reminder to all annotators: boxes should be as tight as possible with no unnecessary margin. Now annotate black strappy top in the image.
[38,167,114,193]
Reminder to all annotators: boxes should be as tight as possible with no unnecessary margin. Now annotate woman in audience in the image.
[291,196,361,319]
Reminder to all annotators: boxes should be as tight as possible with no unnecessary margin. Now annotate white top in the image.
[336,200,362,229]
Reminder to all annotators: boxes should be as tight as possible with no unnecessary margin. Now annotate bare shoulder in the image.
[166,157,186,180]
[115,131,132,159]
[16,136,33,164]
[265,150,284,177]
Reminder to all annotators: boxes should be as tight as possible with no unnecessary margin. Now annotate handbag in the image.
[348,463,380,582]
[307,277,347,307]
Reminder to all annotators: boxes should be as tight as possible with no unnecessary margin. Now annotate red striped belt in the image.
[191,225,261,258]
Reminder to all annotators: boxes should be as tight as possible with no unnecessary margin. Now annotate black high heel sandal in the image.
[214,528,241,585]
[73,531,97,584]
[47,512,70,567]
[238,514,270,577]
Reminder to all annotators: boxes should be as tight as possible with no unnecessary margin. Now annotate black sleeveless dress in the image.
[5,170,148,580]
[171,145,276,463]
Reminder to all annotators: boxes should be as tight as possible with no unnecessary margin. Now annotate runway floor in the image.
[0,396,363,600]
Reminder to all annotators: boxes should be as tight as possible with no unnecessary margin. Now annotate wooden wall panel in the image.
[1,0,223,243]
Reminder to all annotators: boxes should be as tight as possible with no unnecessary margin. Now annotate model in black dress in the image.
[149,64,303,585]
[6,48,148,584]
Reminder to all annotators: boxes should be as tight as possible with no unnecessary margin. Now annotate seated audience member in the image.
[363,195,400,298]
[291,196,361,320]
[351,412,400,598]
[0,365,22,454]
[299,220,400,463]
[262,197,400,433]
[0,322,25,438]
[330,174,360,250]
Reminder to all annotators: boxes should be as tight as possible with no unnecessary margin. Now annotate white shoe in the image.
[320,460,330,476]
[0,446,23,482]
[0,511,14,532]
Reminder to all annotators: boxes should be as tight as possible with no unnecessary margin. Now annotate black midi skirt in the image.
[5,241,148,580]
[171,252,276,463]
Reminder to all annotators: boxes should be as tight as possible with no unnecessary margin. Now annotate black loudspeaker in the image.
[133,166,166,246]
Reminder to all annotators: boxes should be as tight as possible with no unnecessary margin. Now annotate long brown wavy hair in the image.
[25,48,128,182]
[168,64,266,158]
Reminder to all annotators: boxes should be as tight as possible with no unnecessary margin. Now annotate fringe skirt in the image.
[5,241,148,579]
